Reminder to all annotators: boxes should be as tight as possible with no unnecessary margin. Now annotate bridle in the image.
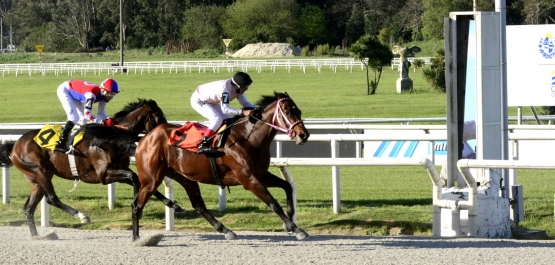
[250,98,304,139]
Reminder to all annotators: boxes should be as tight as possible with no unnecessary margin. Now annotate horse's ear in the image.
[284,91,289,98]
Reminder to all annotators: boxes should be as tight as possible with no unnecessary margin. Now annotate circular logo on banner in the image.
[539,33,555,59]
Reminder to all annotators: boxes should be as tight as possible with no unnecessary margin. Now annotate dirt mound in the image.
[231,43,301,58]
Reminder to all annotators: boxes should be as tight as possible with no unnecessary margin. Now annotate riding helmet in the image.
[100,78,119,93]
[232,72,253,89]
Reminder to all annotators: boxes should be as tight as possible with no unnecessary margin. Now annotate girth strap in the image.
[67,125,83,192]
[207,154,229,193]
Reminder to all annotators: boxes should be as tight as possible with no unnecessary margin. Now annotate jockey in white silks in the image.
[190,72,255,154]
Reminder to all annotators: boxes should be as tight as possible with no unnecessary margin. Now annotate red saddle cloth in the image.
[168,122,217,152]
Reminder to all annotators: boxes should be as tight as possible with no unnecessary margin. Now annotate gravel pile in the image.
[231,43,301,58]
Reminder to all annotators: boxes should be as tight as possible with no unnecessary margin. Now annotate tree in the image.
[345,3,365,44]
[350,35,393,95]
[298,4,327,47]
[182,5,226,50]
[421,0,494,40]
[222,0,301,50]
[523,0,555,24]
[51,0,97,49]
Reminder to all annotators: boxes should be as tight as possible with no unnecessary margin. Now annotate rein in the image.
[249,98,303,139]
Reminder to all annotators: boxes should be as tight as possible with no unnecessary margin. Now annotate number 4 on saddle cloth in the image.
[168,122,228,153]
[33,124,85,150]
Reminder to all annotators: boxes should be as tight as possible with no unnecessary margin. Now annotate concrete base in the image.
[396,78,413,93]
[440,187,511,238]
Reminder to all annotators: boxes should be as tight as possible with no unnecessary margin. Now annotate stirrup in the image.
[197,146,216,154]
[54,143,68,153]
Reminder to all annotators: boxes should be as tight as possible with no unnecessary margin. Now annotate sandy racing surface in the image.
[1,226,555,264]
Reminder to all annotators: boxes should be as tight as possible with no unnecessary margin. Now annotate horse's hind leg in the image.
[152,190,185,213]
[174,176,236,240]
[23,180,45,237]
[24,173,90,225]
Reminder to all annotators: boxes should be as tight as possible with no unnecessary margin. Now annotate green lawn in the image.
[0,54,552,239]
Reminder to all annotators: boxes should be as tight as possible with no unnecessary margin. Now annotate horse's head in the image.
[256,92,310,145]
[112,99,167,135]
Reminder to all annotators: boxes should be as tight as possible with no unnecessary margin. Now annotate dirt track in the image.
[1,226,554,265]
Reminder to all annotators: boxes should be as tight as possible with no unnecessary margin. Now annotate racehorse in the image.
[0,99,183,238]
[131,92,310,242]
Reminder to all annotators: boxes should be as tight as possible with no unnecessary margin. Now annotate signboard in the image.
[36,44,44,53]
[222,39,232,47]
[507,25,555,106]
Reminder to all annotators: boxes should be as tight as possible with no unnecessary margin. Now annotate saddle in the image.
[33,124,85,150]
[168,122,228,152]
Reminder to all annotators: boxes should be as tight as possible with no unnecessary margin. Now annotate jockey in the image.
[191,72,255,154]
[54,78,120,153]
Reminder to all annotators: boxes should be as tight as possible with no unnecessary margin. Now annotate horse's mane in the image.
[230,92,290,123]
[112,98,160,119]
[254,91,290,110]
[84,124,137,157]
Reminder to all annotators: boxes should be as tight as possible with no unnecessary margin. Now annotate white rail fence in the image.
[0,58,434,77]
[3,123,555,231]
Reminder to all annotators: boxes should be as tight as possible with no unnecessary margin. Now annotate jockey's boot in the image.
[197,136,216,154]
[54,121,75,153]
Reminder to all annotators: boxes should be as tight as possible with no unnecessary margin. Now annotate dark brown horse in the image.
[132,92,310,242]
[0,99,183,237]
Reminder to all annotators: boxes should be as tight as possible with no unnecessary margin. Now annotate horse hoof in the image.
[295,231,309,240]
[225,231,237,240]
[32,231,59,240]
[80,216,91,224]
[174,206,186,214]
[133,234,164,247]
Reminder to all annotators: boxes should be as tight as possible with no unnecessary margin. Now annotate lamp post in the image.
[119,0,124,70]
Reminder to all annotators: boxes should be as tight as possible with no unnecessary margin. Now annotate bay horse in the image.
[0,99,183,238]
[132,92,310,242]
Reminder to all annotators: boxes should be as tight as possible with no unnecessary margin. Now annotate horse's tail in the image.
[88,125,138,158]
[0,142,15,167]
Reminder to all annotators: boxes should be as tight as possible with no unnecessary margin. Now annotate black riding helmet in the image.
[231,72,253,92]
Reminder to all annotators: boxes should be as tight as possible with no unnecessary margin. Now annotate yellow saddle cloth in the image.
[33,124,85,150]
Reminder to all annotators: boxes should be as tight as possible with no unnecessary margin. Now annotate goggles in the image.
[103,90,117,101]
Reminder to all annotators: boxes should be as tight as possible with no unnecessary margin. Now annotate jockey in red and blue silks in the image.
[54,78,119,153]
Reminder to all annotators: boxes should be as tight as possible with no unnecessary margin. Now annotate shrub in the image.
[314,44,330,56]
[301,45,311,56]
[422,48,445,92]
[412,59,425,71]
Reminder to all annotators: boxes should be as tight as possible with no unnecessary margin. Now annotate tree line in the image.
[0,0,550,53]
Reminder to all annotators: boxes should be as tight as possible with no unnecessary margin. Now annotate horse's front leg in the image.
[173,175,236,240]
[259,171,295,222]
[243,174,308,240]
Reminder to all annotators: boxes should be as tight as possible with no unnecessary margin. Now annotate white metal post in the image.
[108,183,115,210]
[218,186,226,213]
[2,164,8,204]
[163,177,174,231]
[2,139,9,204]
[41,197,49,227]
[331,138,340,213]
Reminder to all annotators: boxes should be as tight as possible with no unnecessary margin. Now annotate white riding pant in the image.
[57,81,86,124]
[190,92,230,132]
